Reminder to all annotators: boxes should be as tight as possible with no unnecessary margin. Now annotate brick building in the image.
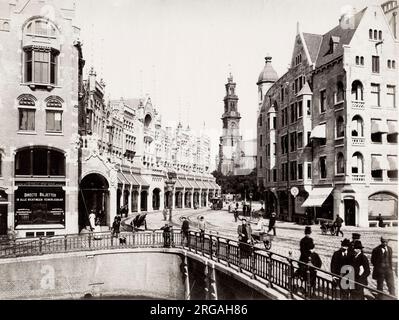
[78,69,219,232]
[0,0,83,237]
[257,3,398,227]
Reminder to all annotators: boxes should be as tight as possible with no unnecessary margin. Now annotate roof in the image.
[315,8,366,68]
[257,57,278,84]
[296,82,313,96]
[302,33,323,63]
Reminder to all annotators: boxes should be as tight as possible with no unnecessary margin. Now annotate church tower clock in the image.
[218,73,242,175]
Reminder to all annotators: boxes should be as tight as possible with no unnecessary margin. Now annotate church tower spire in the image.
[218,74,242,175]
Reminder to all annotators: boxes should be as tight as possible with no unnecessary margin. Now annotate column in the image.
[137,187,141,213]
[172,190,176,210]
[205,191,208,207]
[183,188,186,208]
[148,188,153,212]
[109,186,117,223]
[127,185,132,215]
[190,191,194,209]
[160,190,165,211]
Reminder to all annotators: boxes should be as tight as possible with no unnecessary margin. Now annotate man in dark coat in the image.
[267,212,277,236]
[308,243,322,292]
[161,223,173,248]
[371,236,396,298]
[180,217,190,246]
[237,219,253,260]
[299,226,314,263]
[349,241,370,300]
[334,214,344,237]
[331,238,351,299]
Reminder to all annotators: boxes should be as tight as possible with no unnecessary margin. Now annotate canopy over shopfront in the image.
[301,187,333,207]
[310,124,326,139]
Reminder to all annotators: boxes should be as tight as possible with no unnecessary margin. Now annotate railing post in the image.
[39,237,43,255]
[267,252,273,288]
[226,240,230,267]
[195,233,198,254]
[110,233,114,247]
[209,235,213,260]
[88,233,92,248]
[306,265,312,299]
[64,235,68,252]
[250,245,256,279]
[216,236,220,262]
[152,230,156,247]
[287,257,294,299]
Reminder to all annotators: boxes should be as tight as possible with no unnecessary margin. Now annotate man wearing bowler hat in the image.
[331,238,351,299]
[371,236,396,298]
[349,241,370,300]
[295,226,315,281]
[348,232,361,258]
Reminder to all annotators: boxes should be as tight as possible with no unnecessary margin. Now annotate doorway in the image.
[0,205,7,235]
[344,199,356,226]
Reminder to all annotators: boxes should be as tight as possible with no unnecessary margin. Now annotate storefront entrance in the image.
[79,173,109,231]
[344,199,356,226]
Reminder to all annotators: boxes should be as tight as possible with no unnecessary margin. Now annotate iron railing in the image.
[0,230,396,300]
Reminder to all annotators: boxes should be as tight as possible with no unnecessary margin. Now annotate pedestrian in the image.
[371,236,396,298]
[7,227,17,245]
[256,215,266,234]
[295,226,314,280]
[349,241,370,300]
[160,222,172,248]
[198,216,206,242]
[111,216,121,238]
[88,210,96,232]
[308,243,322,294]
[330,238,351,298]
[180,216,190,246]
[377,214,384,228]
[233,208,239,222]
[333,214,344,237]
[162,208,168,221]
[267,211,277,236]
[237,218,253,260]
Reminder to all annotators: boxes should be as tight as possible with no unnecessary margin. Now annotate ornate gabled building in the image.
[78,70,219,232]
[257,3,398,227]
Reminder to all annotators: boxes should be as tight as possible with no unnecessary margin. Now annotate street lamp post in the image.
[166,172,177,222]
[249,192,253,220]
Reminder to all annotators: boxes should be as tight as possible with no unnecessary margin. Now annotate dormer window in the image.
[329,36,340,53]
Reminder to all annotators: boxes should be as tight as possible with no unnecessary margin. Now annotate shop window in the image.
[336,116,345,138]
[19,109,35,131]
[320,90,327,113]
[319,156,327,179]
[46,111,62,132]
[335,82,345,103]
[387,85,396,108]
[351,152,364,174]
[372,56,380,73]
[15,147,65,176]
[351,115,364,137]
[351,80,364,101]
[336,152,345,174]
[370,83,380,106]
[298,163,303,180]
[24,49,58,85]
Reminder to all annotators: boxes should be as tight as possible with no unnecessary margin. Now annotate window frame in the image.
[320,89,327,113]
[18,107,36,132]
[23,47,59,86]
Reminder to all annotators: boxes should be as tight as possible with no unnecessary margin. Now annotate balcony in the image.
[352,174,365,183]
[352,137,365,146]
[143,127,154,143]
[352,100,365,110]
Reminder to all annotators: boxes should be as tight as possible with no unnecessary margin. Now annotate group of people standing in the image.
[300,226,396,299]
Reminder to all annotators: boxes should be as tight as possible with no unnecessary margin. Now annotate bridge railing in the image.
[0,230,396,300]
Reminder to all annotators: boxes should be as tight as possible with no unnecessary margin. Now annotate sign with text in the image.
[15,186,65,225]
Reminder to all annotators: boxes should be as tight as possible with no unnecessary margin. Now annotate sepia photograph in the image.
[0,0,398,307]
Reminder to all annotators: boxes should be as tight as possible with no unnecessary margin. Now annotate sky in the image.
[74,0,379,169]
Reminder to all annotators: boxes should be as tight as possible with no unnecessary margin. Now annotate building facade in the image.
[257,3,398,227]
[78,70,219,232]
[218,74,257,176]
[0,0,83,237]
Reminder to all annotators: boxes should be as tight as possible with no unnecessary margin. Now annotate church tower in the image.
[218,73,242,175]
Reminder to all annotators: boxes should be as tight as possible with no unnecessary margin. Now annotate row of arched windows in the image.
[336,152,364,175]
[369,29,382,40]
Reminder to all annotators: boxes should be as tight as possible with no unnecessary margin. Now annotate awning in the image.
[371,120,389,134]
[117,172,130,185]
[180,179,193,189]
[371,155,389,170]
[132,174,150,187]
[301,187,333,207]
[125,173,140,187]
[310,124,326,139]
[174,179,184,189]
[204,181,213,189]
[196,181,207,189]
[387,121,398,134]
[387,156,397,170]
[189,180,200,189]
[209,182,219,190]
